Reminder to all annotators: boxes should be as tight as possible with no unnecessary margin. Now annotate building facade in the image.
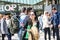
[0,0,44,16]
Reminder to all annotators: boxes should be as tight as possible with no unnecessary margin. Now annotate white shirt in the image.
[20,13,27,26]
[20,13,27,20]
[6,19,11,28]
[42,15,49,29]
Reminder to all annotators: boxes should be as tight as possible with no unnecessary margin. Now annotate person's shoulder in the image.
[56,12,60,16]
[25,15,29,19]
[56,12,60,14]
[1,18,5,21]
[58,12,60,14]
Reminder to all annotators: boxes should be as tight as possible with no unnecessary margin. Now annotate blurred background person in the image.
[42,11,51,40]
[24,18,32,40]
[0,13,9,40]
[5,13,12,40]
[51,7,60,40]
[22,7,33,40]
[38,14,43,31]
[18,7,27,40]
[10,12,19,34]
[28,11,39,40]
[27,7,33,16]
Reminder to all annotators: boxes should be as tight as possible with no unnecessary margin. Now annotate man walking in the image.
[51,7,60,40]
[0,13,11,40]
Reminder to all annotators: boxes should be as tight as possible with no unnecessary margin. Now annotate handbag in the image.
[28,26,39,40]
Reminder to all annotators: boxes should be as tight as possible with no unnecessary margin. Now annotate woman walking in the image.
[28,11,39,40]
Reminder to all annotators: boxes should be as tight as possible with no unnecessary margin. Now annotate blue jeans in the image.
[18,27,25,40]
[7,34,11,40]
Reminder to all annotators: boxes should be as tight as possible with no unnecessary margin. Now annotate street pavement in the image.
[0,30,59,40]
[39,30,55,40]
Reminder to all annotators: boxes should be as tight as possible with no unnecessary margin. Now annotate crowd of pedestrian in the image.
[0,7,60,40]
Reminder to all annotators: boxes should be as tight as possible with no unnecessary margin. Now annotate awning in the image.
[1,0,43,5]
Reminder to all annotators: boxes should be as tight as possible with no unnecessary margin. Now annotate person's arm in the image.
[49,16,54,28]
[37,21,39,29]
[1,19,5,34]
[9,20,12,28]
[58,13,60,28]
[51,16,54,24]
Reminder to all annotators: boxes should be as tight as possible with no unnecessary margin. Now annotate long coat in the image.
[0,18,8,34]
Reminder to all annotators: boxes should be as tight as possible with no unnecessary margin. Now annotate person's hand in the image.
[50,24,53,28]
[58,24,60,28]
[20,22,24,27]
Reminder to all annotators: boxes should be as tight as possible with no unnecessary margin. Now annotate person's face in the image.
[27,10,33,15]
[25,10,27,15]
[45,12,49,16]
[3,15,6,19]
[6,15,9,19]
[52,9,57,14]
[30,12,35,20]
[48,14,51,18]
[52,10,55,13]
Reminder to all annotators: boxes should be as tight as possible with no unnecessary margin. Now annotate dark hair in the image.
[52,7,57,10]
[5,13,11,18]
[28,18,33,27]
[34,11,38,21]
[31,11,39,29]
[27,7,32,15]
[25,18,32,29]
[22,7,26,12]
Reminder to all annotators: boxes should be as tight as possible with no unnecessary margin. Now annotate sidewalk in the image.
[0,30,59,40]
[39,30,55,40]
[0,34,18,40]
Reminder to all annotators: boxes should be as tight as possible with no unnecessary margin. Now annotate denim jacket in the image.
[51,12,60,27]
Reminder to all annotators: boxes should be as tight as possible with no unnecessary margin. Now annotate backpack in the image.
[10,15,19,34]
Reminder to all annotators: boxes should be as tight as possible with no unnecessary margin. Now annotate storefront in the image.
[0,0,44,16]
[51,0,60,13]
[44,0,60,13]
